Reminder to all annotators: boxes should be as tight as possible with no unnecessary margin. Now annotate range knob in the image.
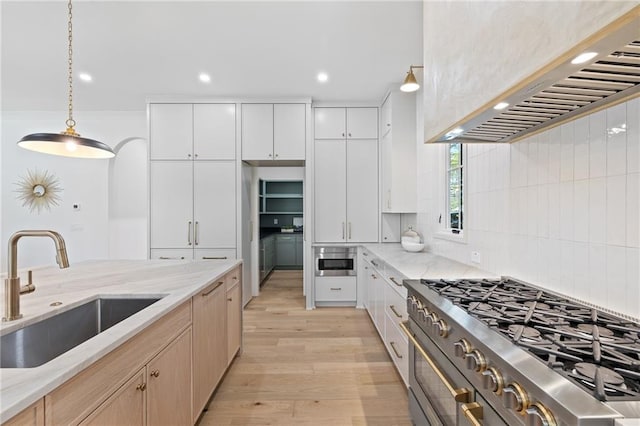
[453,339,472,358]
[418,307,430,320]
[481,367,504,394]
[426,312,439,327]
[465,349,487,372]
[503,382,530,414]
[525,402,557,426]
[434,319,450,338]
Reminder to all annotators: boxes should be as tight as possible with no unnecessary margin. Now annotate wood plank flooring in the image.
[199,270,412,426]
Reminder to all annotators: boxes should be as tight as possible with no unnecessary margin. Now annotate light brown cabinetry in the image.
[192,279,227,422]
[2,399,44,426]
[226,278,242,362]
[80,370,146,426]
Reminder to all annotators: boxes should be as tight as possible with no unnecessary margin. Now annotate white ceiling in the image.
[1,1,423,111]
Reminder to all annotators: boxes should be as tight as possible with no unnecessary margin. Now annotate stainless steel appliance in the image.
[314,246,356,277]
[403,277,640,425]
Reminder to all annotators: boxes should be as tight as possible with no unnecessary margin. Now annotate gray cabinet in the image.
[275,234,296,267]
[295,234,303,267]
[260,235,276,283]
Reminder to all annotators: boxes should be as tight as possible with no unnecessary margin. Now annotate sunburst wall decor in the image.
[15,169,63,214]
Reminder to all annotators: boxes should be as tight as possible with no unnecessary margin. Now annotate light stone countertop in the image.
[362,243,497,280]
[0,258,241,422]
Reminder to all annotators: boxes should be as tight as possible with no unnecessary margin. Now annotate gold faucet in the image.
[3,230,69,321]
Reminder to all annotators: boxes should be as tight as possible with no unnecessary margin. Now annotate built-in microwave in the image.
[314,246,357,277]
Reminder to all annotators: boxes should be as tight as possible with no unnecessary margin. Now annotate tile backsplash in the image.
[417,97,640,319]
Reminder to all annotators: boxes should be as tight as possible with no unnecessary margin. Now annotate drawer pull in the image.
[371,274,377,279]
[330,287,342,291]
[136,383,147,391]
[158,256,185,260]
[150,370,160,378]
[389,341,403,359]
[389,277,402,287]
[371,260,379,267]
[389,305,403,318]
[202,281,224,296]
[202,256,228,260]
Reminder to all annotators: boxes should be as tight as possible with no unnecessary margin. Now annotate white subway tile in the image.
[573,242,589,301]
[547,126,561,184]
[606,102,627,177]
[526,186,537,237]
[537,185,549,238]
[527,136,539,187]
[626,248,640,319]
[627,97,639,174]
[548,183,560,239]
[560,241,575,295]
[606,175,626,247]
[537,238,550,287]
[589,177,606,244]
[606,245,627,314]
[574,116,590,180]
[589,110,607,178]
[588,244,607,306]
[548,239,562,290]
[559,181,574,241]
[627,173,639,248]
[573,179,589,243]
[560,123,574,182]
[537,133,549,185]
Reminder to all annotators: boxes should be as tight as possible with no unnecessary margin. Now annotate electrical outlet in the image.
[72,203,81,211]
[273,218,278,225]
[471,251,481,264]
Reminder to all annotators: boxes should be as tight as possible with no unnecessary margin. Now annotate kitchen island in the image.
[0,258,241,424]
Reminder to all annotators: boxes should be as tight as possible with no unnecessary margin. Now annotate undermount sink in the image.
[1,297,161,368]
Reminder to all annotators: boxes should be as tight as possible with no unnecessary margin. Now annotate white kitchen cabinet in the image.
[315,276,357,303]
[150,103,236,160]
[314,138,378,243]
[241,103,306,161]
[314,107,378,139]
[380,90,417,213]
[149,160,236,259]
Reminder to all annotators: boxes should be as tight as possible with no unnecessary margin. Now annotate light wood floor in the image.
[199,270,412,426]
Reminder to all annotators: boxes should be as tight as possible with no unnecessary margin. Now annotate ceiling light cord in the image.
[65,0,77,135]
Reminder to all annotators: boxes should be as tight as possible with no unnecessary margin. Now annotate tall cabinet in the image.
[313,107,378,243]
[149,103,237,260]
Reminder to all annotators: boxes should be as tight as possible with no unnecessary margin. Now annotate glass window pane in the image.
[449,144,460,168]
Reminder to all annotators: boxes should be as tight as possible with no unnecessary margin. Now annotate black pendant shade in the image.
[18,132,115,159]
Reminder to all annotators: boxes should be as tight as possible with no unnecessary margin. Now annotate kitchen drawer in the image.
[384,310,409,386]
[195,248,237,261]
[150,248,191,260]
[315,276,356,302]
[384,282,408,325]
[383,265,407,298]
[225,266,241,291]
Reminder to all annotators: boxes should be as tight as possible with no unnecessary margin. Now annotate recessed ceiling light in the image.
[494,102,509,110]
[444,127,464,140]
[78,72,92,82]
[571,52,598,65]
[199,73,211,83]
[317,72,329,83]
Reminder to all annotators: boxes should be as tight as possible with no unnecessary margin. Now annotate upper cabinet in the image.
[314,107,378,139]
[241,103,306,161]
[380,90,417,213]
[149,103,236,160]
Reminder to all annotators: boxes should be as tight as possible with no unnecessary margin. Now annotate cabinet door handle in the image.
[387,190,391,209]
[202,256,228,260]
[342,222,345,240]
[194,221,200,245]
[389,341,403,359]
[188,221,193,245]
[348,222,352,240]
[202,281,224,296]
[227,297,233,301]
[342,132,345,137]
[150,370,160,378]
[389,305,403,318]
[348,133,352,137]
[371,274,377,279]
[330,287,342,291]
[187,153,192,158]
[371,260,379,267]
[275,153,279,158]
[389,277,402,287]
[268,153,272,158]
[158,256,185,260]
[136,383,147,391]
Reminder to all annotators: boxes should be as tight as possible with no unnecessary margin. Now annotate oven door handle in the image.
[460,402,483,426]
[399,321,471,403]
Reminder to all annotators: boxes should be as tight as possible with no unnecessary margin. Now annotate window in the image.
[447,143,463,234]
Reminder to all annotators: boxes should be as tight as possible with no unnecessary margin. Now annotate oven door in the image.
[400,320,473,426]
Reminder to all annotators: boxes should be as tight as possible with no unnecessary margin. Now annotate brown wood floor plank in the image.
[199,270,411,425]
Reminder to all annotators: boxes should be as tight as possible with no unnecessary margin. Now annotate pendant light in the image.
[17,0,115,159]
[400,65,424,93]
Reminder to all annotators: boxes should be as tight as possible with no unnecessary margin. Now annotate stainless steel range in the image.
[402,277,640,425]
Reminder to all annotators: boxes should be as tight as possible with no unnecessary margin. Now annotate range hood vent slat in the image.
[432,13,640,144]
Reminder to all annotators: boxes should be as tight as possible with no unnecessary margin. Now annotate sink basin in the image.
[1,297,161,368]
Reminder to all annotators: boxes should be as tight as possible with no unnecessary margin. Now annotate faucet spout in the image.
[4,230,70,321]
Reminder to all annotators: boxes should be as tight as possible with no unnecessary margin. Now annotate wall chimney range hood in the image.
[434,8,640,144]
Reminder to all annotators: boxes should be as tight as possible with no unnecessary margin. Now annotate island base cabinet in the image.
[80,370,146,426]
[226,279,242,362]
[147,328,192,426]
[2,399,44,426]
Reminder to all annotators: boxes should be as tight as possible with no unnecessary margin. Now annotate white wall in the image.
[422,1,638,142]
[416,97,640,319]
[1,111,147,272]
